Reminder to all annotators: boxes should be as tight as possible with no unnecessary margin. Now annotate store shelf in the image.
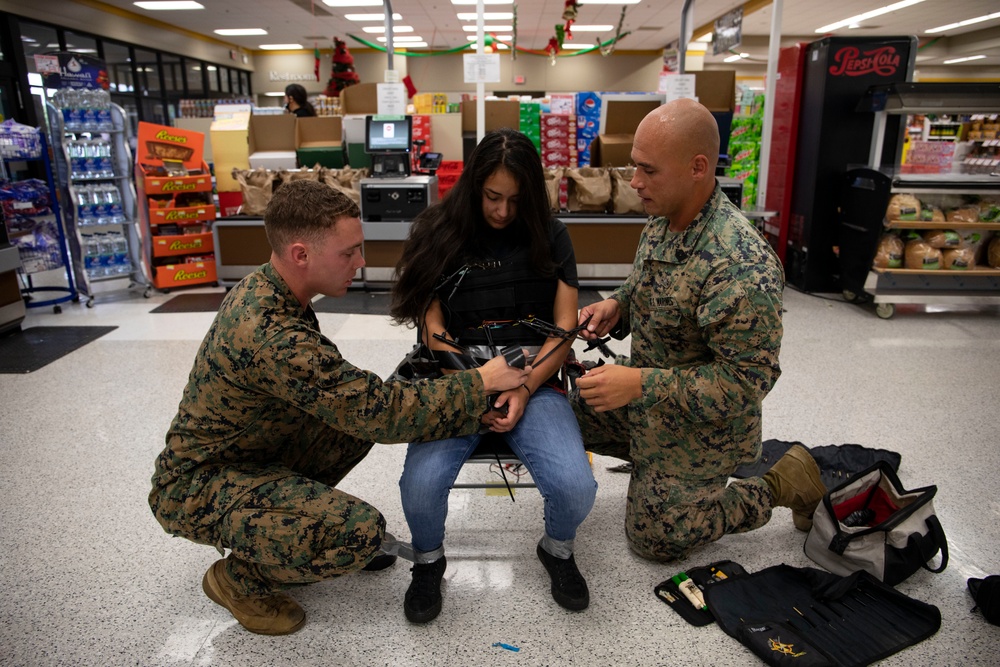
[855,82,1000,317]
[884,220,1000,230]
[872,266,1000,277]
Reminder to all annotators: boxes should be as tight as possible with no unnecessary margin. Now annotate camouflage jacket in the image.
[151,262,487,522]
[610,184,784,482]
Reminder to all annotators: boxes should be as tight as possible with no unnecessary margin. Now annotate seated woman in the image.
[390,128,597,623]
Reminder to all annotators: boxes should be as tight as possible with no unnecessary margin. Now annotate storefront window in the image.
[134,49,161,96]
[102,41,133,94]
[160,53,182,94]
[141,97,165,125]
[187,61,206,96]
[64,31,98,58]
[18,22,60,74]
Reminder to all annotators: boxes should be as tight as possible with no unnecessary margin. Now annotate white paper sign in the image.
[377,83,407,116]
[463,54,501,83]
[664,74,697,102]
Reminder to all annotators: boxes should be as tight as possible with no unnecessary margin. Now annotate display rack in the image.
[134,121,217,292]
[856,83,1000,319]
[49,102,149,306]
[1,130,78,312]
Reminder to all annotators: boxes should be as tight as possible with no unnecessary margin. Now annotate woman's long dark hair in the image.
[285,84,315,116]
[390,127,554,328]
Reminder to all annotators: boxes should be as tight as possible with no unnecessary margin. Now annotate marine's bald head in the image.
[636,98,720,172]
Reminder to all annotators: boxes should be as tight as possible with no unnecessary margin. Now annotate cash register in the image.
[359,115,438,222]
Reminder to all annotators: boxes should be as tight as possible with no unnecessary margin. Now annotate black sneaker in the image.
[536,544,589,611]
[404,556,447,623]
[361,553,397,572]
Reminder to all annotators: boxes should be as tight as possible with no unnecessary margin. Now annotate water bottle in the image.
[105,185,124,224]
[94,184,111,225]
[83,234,100,277]
[76,186,93,226]
[109,232,130,275]
[96,89,113,131]
[94,232,112,277]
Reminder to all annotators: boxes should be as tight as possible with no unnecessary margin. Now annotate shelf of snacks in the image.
[135,122,217,291]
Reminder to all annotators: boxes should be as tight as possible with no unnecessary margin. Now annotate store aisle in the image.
[1,287,997,666]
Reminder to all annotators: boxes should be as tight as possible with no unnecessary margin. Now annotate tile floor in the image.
[1,285,998,666]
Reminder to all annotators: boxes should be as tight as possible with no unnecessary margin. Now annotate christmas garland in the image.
[346,33,629,58]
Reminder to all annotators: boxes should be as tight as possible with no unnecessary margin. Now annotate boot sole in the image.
[202,563,306,636]
[404,598,443,624]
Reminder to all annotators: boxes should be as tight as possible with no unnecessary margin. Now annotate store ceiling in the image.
[97,0,1000,67]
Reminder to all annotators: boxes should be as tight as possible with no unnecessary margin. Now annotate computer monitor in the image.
[365,115,412,154]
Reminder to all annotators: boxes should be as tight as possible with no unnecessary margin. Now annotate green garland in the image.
[347,33,629,58]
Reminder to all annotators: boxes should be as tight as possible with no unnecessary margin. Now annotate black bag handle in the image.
[921,514,949,574]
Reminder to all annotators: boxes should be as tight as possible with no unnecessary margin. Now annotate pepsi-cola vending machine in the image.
[784,36,916,293]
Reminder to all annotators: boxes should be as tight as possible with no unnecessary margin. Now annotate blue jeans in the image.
[399,387,597,555]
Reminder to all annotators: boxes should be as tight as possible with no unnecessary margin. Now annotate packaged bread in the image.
[946,206,980,223]
[887,194,920,221]
[923,229,962,248]
[989,235,1000,269]
[904,239,942,270]
[942,247,975,270]
[920,204,945,222]
[979,198,1000,222]
[873,234,904,269]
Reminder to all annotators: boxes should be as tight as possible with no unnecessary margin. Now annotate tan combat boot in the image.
[762,444,826,531]
[202,560,306,635]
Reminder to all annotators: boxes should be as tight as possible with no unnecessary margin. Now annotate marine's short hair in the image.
[264,180,360,252]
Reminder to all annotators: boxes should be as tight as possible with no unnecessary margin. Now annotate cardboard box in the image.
[295,115,345,169]
[210,111,251,192]
[152,232,214,259]
[154,259,217,289]
[149,204,216,226]
[694,71,737,113]
[590,97,662,167]
[143,167,213,196]
[341,83,378,115]
[248,114,297,170]
[461,100,521,133]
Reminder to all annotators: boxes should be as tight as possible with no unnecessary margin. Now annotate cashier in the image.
[284,83,316,117]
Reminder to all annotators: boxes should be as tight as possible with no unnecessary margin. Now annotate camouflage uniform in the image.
[149,263,489,596]
[572,185,784,562]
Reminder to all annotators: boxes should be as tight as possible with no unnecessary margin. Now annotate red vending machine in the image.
[783,36,917,293]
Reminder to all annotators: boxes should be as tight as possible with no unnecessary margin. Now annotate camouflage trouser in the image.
[178,422,383,597]
[573,395,773,562]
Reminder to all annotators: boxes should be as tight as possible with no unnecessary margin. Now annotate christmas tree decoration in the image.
[324,36,360,98]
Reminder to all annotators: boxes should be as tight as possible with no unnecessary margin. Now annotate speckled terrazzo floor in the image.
[1,285,997,666]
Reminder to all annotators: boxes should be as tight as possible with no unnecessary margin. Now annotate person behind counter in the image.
[148,180,530,636]
[284,83,316,117]
[572,98,826,563]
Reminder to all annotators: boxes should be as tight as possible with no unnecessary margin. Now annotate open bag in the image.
[804,461,947,586]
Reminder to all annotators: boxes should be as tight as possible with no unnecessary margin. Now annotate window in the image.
[63,31,98,58]
[187,60,206,96]
[18,22,60,75]
[134,49,161,95]
[160,53,182,94]
[101,41,133,94]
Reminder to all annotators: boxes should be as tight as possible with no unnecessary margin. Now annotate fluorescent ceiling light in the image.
[259,44,303,50]
[815,0,925,33]
[942,54,987,64]
[560,42,601,49]
[28,73,42,86]
[451,0,512,4]
[495,35,513,40]
[387,42,429,48]
[724,53,749,63]
[469,43,509,50]
[578,0,641,4]
[363,26,414,33]
[457,12,514,20]
[321,0,383,6]
[69,48,98,53]
[134,1,204,9]
[926,11,1000,34]
[377,36,424,42]
[345,13,402,21]
[263,92,285,97]
[462,25,513,32]
[214,29,267,36]
[570,25,614,32]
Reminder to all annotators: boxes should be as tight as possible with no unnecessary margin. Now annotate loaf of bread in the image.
[942,247,975,270]
[887,194,920,221]
[947,206,979,223]
[923,229,962,248]
[905,239,942,270]
[873,234,904,269]
[988,236,1000,269]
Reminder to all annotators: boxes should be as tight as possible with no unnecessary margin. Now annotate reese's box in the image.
[137,122,213,196]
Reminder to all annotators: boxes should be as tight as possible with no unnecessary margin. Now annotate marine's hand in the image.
[477,353,532,393]
[578,298,620,339]
[575,364,642,412]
